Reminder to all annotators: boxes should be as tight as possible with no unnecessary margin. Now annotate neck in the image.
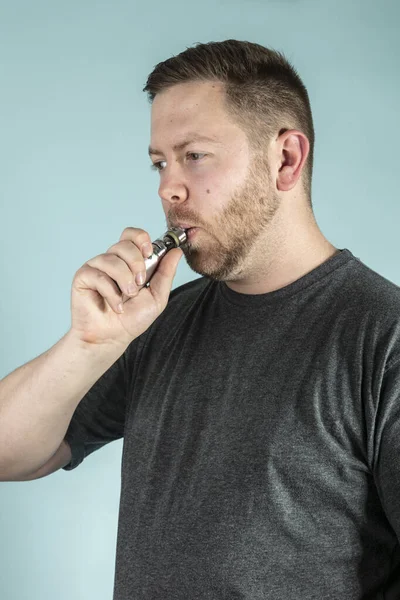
[225,199,338,295]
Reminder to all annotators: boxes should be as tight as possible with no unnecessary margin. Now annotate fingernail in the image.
[142,243,153,258]
[136,271,145,286]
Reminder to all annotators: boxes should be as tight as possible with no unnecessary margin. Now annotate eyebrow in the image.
[148,134,220,157]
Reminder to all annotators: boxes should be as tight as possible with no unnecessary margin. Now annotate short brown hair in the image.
[143,39,315,203]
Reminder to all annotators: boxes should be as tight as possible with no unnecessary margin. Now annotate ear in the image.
[275,130,310,192]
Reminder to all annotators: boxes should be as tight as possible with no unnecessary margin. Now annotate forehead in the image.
[150,81,239,144]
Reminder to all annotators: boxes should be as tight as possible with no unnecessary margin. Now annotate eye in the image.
[150,153,206,173]
[187,152,206,162]
[150,160,166,172]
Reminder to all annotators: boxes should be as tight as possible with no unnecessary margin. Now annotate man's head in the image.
[143,40,315,283]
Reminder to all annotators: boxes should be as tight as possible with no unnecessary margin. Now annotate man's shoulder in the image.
[340,256,400,363]
[345,255,400,313]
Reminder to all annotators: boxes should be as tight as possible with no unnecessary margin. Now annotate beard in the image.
[171,154,280,282]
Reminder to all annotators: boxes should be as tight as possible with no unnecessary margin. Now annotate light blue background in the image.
[1,0,399,598]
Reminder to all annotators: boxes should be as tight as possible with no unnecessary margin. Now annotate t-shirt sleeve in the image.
[62,338,140,471]
[373,357,400,539]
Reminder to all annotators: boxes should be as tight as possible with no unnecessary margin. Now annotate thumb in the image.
[147,247,184,297]
[164,247,184,275]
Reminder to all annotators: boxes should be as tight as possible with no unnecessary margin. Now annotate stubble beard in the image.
[184,156,280,282]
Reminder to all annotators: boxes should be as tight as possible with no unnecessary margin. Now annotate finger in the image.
[147,247,183,304]
[86,253,138,297]
[105,240,148,290]
[76,266,125,314]
[119,227,153,259]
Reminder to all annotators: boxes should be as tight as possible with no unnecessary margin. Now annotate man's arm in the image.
[4,440,72,481]
[373,357,400,539]
[0,330,122,481]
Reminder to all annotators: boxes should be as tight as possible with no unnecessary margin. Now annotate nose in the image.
[158,166,188,206]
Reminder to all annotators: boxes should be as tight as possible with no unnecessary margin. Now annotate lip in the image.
[174,223,196,230]
[187,227,199,239]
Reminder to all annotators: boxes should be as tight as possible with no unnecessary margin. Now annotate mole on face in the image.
[206,189,210,194]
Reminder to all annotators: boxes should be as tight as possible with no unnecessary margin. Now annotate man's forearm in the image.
[0,330,122,480]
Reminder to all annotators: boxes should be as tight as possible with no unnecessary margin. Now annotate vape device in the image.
[140,226,187,289]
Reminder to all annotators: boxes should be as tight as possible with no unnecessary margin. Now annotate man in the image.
[1,40,400,599]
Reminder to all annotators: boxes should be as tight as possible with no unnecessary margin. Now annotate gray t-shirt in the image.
[63,248,400,599]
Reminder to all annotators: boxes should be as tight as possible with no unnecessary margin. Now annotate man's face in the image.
[149,80,280,282]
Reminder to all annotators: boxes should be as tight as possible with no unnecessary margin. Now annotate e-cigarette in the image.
[139,226,187,289]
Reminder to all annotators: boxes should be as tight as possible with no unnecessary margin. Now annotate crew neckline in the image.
[218,249,354,307]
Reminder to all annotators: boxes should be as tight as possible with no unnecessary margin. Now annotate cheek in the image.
[206,159,248,195]
[193,168,228,198]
